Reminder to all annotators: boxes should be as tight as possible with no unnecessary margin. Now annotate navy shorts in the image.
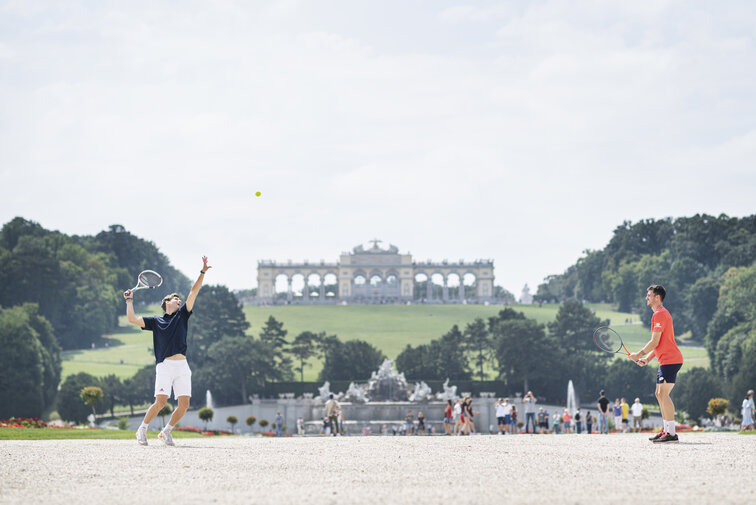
[497,416,506,426]
[657,363,683,384]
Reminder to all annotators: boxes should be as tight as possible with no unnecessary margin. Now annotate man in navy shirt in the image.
[124,256,211,446]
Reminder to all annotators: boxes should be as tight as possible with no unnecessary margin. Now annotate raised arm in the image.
[123,290,145,328]
[186,256,211,312]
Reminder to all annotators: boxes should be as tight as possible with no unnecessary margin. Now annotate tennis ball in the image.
[255,191,261,197]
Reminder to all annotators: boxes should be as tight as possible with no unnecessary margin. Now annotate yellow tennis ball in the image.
[255,191,261,197]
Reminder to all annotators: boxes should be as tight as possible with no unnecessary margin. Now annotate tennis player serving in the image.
[124,256,211,446]
[628,285,683,444]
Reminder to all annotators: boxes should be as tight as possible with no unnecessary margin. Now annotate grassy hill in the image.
[61,303,709,382]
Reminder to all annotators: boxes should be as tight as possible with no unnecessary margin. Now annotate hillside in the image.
[61,303,708,382]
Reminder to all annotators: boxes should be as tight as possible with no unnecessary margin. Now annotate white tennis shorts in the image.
[154,359,192,399]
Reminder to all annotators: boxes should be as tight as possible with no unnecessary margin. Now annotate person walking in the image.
[296,416,304,435]
[613,399,622,432]
[741,390,755,431]
[597,390,610,434]
[495,398,508,435]
[621,398,630,433]
[125,256,211,447]
[274,411,284,437]
[443,399,454,435]
[417,411,425,436]
[537,408,548,434]
[404,409,414,435]
[523,391,537,434]
[586,411,593,434]
[453,399,464,435]
[631,398,644,432]
[562,409,572,434]
[325,394,340,436]
[628,285,685,443]
[509,405,518,434]
[574,408,582,434]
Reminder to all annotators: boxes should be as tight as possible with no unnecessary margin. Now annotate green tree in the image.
[685,275,720,341]
[395,324,471,381]
[547,299,608,353]
[601,359,656,403]
[198,335,271,405]
[157,403,173,428]
[673,367,725,423]
[99,374,124,417]
[198,407,214,430]
[259,316,293,382]
[707,398,729,417]
[289,331,319,382]
[491,318,555,394]
[121,365,155,415]
[227,415,238,432]
[0,303,61,418]
[464,318,491,381]
[246,416,256,429]
[318,339,386,381]
[58,373,99,423]
[187,285,251,366]
[80,386,104,422]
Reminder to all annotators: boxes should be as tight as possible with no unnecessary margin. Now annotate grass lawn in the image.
[0,428,208,440]
[60,303,709,382]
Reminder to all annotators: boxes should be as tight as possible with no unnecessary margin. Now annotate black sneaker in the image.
[653,433,679,444]
[648,430,665,441]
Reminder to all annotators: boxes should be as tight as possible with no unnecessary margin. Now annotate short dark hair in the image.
[161,293,181,312]
[647,285,666,301]
[329,393,334,399]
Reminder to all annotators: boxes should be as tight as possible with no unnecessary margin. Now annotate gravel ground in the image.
[1,433,754,505]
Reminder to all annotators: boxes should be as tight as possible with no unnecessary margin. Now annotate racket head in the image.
[133,270,163,291]
[593,326,625,354]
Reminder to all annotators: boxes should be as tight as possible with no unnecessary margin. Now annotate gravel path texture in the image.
[1,433,754,505]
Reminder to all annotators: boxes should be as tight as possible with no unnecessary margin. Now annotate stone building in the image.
[256,240,494,304]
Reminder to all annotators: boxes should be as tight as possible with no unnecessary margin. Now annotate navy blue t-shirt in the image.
[142,304,192,363]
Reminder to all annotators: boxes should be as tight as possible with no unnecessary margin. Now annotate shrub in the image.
[80,386,103,421]
[258,419,269,428]
[227,415,238,431]
[707,398,729,417]
[158,403,173,428]
[198,407,214,430]
[245,415,256,427]
[118,417,129,430]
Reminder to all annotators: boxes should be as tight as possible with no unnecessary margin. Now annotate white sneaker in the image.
[136,428,148,446]
[158,429,175,446]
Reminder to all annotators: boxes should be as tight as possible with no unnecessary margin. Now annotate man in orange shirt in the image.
[628,285,683,443]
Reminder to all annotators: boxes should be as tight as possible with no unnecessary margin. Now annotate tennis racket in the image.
[593,326,631,356]
[127,270,163,293]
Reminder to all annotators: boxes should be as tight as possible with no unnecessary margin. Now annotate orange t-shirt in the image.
[651,307,683,365]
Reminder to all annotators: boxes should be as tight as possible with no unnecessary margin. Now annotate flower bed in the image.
[0,417,47,429]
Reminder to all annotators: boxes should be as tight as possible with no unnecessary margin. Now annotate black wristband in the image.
[201,270,206,274]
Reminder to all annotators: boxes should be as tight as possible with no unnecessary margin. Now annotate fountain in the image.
[365,359,411,401]
[206,390,214,409]
[435,378,458,401]
[566,380,577,418]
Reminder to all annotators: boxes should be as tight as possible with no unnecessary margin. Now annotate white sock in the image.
[139,422,148,430]
[164,424,175,433]
[667,420,676,436]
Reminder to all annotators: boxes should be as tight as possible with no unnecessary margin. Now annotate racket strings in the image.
[594,328,623,354]
[138,270,163,288]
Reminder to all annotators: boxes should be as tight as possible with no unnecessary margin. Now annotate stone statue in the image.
[345,382,368,403]
[317,381,332,402]
[366,359,410,401]
[436,378,458,401]
[409,381,432,402]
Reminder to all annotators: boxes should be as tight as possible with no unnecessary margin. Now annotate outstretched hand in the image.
[123,289,133,300]
[202,256,212,272]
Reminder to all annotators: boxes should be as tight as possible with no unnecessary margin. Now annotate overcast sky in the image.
[1,1,754,297]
